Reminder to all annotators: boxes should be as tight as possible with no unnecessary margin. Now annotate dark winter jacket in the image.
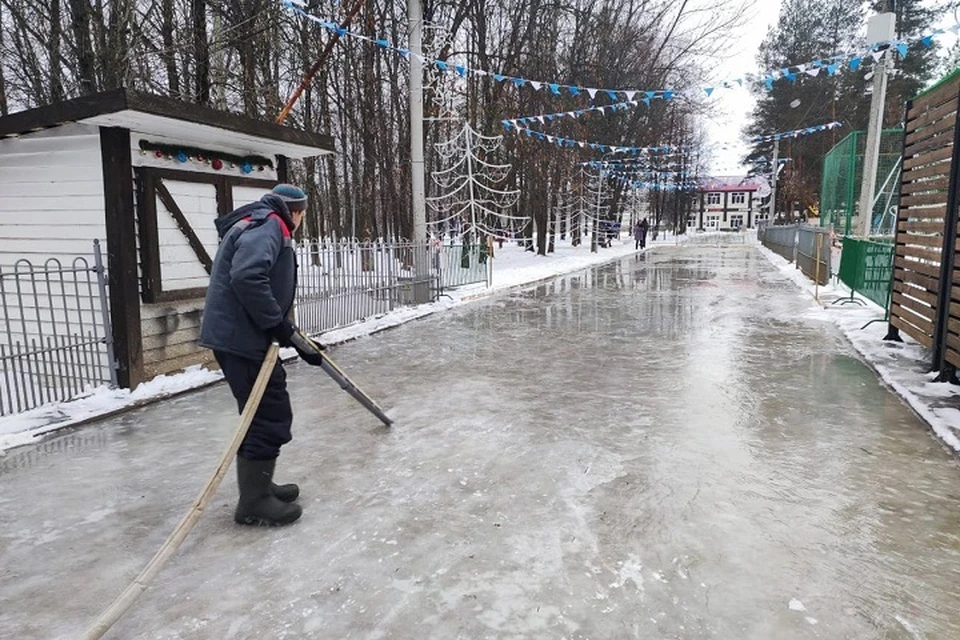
[198,194,298,361]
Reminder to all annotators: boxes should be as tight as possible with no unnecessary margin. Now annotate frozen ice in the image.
[3,240,960,638]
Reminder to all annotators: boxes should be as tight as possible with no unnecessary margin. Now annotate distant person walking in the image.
[639,218,649,249]
[633,221,643,250]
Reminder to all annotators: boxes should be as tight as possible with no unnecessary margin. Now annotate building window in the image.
[706,215,720,228]
[707,193,722,205]
[731,192,745,205]
[730,214,744,229]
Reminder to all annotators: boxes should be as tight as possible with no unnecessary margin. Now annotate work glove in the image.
[269,319,297,347]
[270,320,326,366]
[289,328,326,366]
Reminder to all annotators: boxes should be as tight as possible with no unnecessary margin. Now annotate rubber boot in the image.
[235,457,302,526]
[271,480,299,503]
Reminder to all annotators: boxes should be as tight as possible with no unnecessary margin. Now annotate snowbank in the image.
[755,241,960,455]
[0,234,683,454]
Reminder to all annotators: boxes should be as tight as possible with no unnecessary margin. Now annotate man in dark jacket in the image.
[200,184,324,527]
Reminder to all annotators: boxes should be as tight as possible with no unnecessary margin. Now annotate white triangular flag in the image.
[805,67,821,77]
[531,81,542,91]
[587,88,598,99]
[625,90,638,101]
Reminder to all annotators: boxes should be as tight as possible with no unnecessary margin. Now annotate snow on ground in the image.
[0,232,685,454]
[755,240,960,455]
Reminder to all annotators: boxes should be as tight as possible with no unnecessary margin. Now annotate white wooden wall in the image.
[0,124,112,394]
[156,180,219,292]
[0,124,106,266]
[232,185,269,210]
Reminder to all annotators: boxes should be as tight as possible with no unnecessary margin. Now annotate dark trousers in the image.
[215,351,293,460]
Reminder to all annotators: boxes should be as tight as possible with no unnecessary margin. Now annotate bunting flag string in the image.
[759,26,960,89]
[583,159,687,169]
[502,100,639,130]
[504,122,679,155]
[612,175,698,191]
[750,121,842,144]
[282,0,960,105]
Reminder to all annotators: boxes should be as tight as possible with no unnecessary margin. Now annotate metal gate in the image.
[0,241,117,415]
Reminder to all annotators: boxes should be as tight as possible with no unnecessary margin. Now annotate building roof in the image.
[0,89,334,159]
[698,176,764,193]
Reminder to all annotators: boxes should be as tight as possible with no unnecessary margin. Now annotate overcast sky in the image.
[703,1,960,177]
[703,1,783,176]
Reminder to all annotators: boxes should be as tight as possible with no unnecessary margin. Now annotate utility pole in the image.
[858,8,896,237]
[770,139,779,221]
[409,0,426,242]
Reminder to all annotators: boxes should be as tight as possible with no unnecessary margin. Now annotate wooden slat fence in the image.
[890,77,960,360]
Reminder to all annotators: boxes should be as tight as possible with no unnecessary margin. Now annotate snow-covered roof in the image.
[0,89,334,159]
[698,176,763,193]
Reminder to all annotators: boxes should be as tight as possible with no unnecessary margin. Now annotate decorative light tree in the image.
[427,124,524,249]
[567,165,608,251]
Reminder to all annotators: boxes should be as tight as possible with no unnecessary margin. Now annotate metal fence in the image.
[820,129,903,236]
[0,241,116,416]
[294,239,491,335]
[837,237,895,309]
[796,226,831,286]
[759,223,799,262]
[759,223,832,285]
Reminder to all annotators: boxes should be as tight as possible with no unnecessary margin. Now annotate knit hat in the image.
[271,184,308,211]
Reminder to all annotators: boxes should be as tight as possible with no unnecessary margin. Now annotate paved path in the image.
[3,242,960,639]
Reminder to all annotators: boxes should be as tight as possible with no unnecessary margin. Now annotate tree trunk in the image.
[0,2,7,115]
[68,0,97,95]
[193,0,210,104]
[159,0,179,97]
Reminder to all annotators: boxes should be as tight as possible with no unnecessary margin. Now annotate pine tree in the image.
[872,0,942,126]
[745,0,943,216]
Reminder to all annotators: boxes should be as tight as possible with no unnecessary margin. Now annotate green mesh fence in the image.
[820,129,903,237]
[837,237,895,310]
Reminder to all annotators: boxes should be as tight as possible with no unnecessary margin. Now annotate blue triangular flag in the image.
[455,65,466,77]
[827,63,839,75]
[435,61,448,71]
[764,77,774,91]
[569,86,580,96]
[642,98,651,106]
[664,91,674,100]
[704,87,714,97]
[398,48,409,58]
[850,58,862,71]
[922,35,934,47]
[335,27,347,36]
[375,39,389,47]
[493,74,506,82]
[646,91,656,100]
[896,43,909,57]
[606,90,618,100]
[784,72,797,83]
[549,83,560,94]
